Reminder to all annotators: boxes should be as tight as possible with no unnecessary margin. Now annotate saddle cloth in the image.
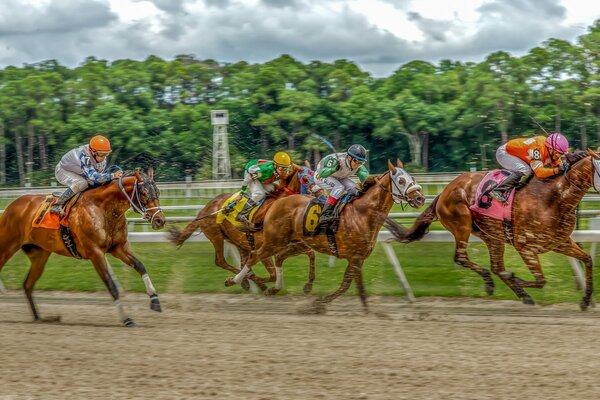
[216,192,260,227]
[32,193,80,229]
[469,169,515,221]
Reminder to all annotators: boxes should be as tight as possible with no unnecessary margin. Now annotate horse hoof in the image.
[224,278,236,287]
[265,288,279,296]
[522,296,535,305]
[150,295,162,312]
[483,284,494,295]
[580,299,590,311]
[303,283,313,295]
[241,278,250,291]
[123,318,136,327]
[37,315,61,323]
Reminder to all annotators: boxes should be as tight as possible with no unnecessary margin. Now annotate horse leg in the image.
[264,254,286,296]
[485,240,534,305]
[313,258,363,313]
[353,264,368,313]
[453,238,495,295]
[110,244,161,312]
[552,239,593,311]
[303,250,316,295]
[90,252,135,327]
[21,245,52,322]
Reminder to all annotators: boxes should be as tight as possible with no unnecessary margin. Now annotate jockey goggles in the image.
[274,163,291,174]
[94,150,111,157]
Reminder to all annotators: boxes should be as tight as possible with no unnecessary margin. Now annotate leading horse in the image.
[384,150,597,310]
[0,168,166,326]
[225,160,426,312]
[169,163,320,294]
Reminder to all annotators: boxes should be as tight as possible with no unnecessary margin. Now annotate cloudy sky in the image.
[1,0,598,76]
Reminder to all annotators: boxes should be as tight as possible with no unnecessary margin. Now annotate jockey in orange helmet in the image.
[235,151,292,225]
[50,135,124,215]
[489,132,569,202]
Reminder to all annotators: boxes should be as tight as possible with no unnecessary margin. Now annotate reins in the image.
[118,177,162,224]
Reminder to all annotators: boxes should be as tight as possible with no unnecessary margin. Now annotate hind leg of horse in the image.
[552,239,593,310]
[21,245,51,321]
[110,243,161,312]
[485,240,534,304]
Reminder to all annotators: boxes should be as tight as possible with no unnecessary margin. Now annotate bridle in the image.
[376,168,423,204]
[118,177,162,224]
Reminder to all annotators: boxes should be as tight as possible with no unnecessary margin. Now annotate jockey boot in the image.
[50,188,76,214]
[236,199,257,225]
[318,202,336,225]
[488,172,523,203]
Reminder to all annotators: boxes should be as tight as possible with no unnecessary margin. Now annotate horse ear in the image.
[396,159,404,169]
[388,159,394,172]
[588,148,600,159]
[134,168,143,182]
[147,166,154,179]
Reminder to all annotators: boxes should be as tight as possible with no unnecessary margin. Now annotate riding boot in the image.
[50,188,76,215]
[488,172,523,203]
[318,202,336,225]
[236,199,257,225]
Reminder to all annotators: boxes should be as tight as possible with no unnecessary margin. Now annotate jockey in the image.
[236,151,292,225]
[50,135,124,215]
[489,132,569,202]
[314,144,369,225]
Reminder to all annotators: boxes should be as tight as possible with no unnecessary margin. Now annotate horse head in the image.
[125,167,166,230]
[387,159,426,208]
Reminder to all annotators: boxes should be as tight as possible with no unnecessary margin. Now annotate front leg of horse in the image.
[552,240,594,311]
[90,254,136,327]
[455,243,495,295]
[110,246,161,313]
[305,263,359,315]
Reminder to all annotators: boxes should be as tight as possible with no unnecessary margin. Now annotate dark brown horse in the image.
[0,168,166,326]
[169,163,320,294]
[385,150,597,310]
[224,160,426,312]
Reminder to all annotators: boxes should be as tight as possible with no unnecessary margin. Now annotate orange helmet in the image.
[89,135,112,152]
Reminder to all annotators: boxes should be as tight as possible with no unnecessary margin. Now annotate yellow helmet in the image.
[273,151,291,167]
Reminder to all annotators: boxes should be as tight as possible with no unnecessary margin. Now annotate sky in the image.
[0,0,598,77]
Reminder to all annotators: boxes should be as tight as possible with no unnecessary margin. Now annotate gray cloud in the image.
[0,0,596,76]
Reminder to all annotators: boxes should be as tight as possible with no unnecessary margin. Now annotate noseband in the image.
[118,177,162,224]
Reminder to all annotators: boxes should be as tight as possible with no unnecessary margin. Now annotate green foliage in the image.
[0,21,598,183]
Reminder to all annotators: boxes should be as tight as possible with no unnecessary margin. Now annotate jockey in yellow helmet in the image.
[236,151,292,226]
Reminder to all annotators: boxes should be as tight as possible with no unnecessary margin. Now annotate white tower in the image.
[211,110,232,180]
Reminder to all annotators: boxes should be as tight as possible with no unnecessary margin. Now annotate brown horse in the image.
[0,168,166,326]
[224,160,426,312]
[169,163,320,294]
[384,150,597,310]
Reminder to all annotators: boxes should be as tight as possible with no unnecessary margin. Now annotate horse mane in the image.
[360,173,387,193]
[564,150,588,165]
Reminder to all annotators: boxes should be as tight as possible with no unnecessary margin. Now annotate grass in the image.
[0,241,593,306]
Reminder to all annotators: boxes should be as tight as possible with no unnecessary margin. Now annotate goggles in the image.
[93,150,111,157]
[274,163,291,173]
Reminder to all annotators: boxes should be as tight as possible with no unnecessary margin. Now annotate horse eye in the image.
[398,178,406,186]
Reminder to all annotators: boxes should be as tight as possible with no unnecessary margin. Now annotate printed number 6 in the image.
[305,205,320,231]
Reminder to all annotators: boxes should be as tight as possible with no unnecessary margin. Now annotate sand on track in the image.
[1,291,600,400]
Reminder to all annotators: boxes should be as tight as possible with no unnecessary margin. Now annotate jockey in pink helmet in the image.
[545,132,569,155]
[489,132,569,203]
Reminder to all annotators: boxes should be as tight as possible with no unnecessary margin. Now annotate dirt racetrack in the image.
[2,291,600,400]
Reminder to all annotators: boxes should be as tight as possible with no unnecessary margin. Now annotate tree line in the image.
[0,20,598,185]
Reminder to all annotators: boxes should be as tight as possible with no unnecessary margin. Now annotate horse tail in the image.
[384,195,439,243]
[168,218,202,248]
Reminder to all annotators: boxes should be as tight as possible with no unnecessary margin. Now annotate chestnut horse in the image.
[0,169,166,326]
[384,150,597,310]
[225,160,426,312]
[169,163,320,294]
